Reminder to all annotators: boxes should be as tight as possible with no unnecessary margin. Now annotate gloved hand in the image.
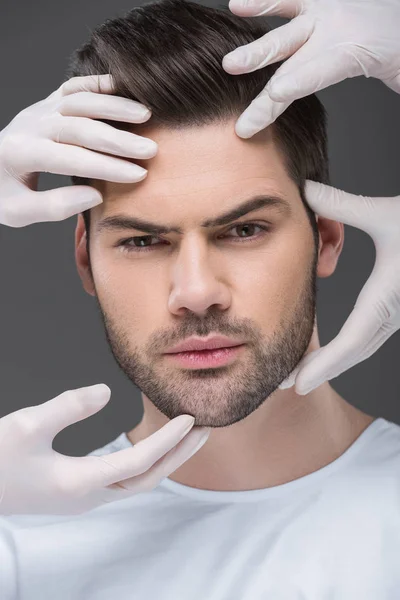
[278,180,400,395]
[223,0,400,138]
[0,384,210,516]
[0,76,210,516]
[0,73,158,227]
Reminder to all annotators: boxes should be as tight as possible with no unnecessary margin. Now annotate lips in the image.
[165,335,244,354]
[165,344,245,368]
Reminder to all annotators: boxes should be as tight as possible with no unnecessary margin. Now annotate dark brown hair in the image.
[65,0,329,253]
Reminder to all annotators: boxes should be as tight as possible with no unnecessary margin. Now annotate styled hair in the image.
[65,0,329,253]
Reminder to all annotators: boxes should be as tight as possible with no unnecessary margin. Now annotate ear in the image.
[316,216,345,278]
[75,214,96,297]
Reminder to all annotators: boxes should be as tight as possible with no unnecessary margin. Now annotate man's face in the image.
[75,121,321,428]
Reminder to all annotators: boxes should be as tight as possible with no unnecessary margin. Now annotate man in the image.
[72,0,376,491]
[76,118,377,492]
[1,1,399,598]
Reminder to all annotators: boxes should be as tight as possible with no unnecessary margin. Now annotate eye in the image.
[116,222,271,254]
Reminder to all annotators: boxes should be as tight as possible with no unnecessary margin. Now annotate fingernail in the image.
[279,375,296,390]
[187,430,210,459]
[139,107,151,118]
[120,166,148,181]
[181,416,196,433]
[141,140,158,153]
[86,383,111,406]
[234,117,256,139]
[229,0,246,8]
[88,383,110,393]
[297,387,311,396]
[297,383,317,396]
[223,52,243,68]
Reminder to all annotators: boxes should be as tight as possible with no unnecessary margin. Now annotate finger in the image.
[223,16,311,74]
[0,185,103,227]
[81,416,198,489]
[13,138,148,183]
[278,364,302,389]
[47,115,158,159]
[355,320,399,367]
[285,312,396,394]
[57,91,152,124]
[324,321,398,379]
[234,87,294,138]
[294,270,385,395]
[102,427,211,498]
[263,37,319,96]
[278,348,324,389]
[57,74,117,97]
[228,0,303,19]
[33,384,111,439]
[267,48,362,102]
[302,180,391,238]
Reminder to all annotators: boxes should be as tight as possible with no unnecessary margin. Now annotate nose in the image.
[167,241,231,317]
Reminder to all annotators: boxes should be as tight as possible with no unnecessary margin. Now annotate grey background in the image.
[0,0,399,457]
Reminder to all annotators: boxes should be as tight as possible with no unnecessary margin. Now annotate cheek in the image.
[235,230,312,322]
[91,253,161,328]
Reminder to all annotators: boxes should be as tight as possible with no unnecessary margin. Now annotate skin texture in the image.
[75,120,375,492]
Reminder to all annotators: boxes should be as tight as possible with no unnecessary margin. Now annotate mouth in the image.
[164,344,246,368]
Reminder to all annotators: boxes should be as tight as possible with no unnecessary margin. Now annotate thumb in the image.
[35,186,103,222]
[304,180,380,237]
[33,384,111,439]
[228,0,302,18]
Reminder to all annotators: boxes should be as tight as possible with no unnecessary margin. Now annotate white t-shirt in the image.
[1,416,400,600]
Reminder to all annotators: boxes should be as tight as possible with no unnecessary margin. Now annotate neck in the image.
[127,381,375,492]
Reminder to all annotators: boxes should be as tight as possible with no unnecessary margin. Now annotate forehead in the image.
[90,120,301,218]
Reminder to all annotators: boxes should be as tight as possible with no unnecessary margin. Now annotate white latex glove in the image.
[278,180,400,395]
[223,0,400,138]
[0,74,211,516]
[0,384,210,516]
[0,73,159,227]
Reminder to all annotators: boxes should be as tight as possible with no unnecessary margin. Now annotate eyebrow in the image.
[95,194,292,236]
